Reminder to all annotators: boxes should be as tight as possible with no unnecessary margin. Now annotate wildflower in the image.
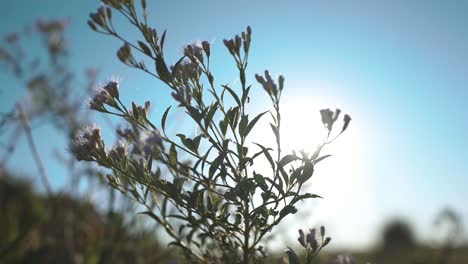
[89,86,118,112]
[307,228,319,251]
[184,41,204,62]
[89,7,108,28]
[255,70,279,97]
[298,229,306,247]
[106,174,120,188]
[103,80,119,98]
[143,130,163,156]
[117,127,137,141]
[320,109,334,131]
[172,85,192,105]
[117,43,135,65]
[223,39,236,56]
[176,60,201,82]
[296,226,331,253]
[108,140,128,161]
[201,40,210,57]
[69,124,106,162]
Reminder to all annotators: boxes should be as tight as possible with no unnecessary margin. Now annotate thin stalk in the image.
[17,104,52,196]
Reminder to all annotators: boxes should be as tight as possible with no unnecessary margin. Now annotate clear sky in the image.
[1,0,468,250]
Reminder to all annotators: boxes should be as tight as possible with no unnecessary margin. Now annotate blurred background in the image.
[1,0,467,263]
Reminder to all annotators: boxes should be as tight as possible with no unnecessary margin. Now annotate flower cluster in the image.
[183,41,210,63]
[255,70,284,98]
[286,226,332,264]
[297,226,331,254]
[107,140,128,161]
[116,125,163,158]
[319,108,352,138]
[223,26,252,57]
[173,59,202,83]
[89,81,120,112]
[69,124,106,163]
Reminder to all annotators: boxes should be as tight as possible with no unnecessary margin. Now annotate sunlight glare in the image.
[279,100,327,155]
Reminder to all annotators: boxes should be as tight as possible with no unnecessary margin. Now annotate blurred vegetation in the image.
[324,217,468,264]
[0,171,178,264]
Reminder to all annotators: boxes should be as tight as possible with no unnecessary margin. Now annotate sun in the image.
[249,96,336,159]
[278,100,328,155]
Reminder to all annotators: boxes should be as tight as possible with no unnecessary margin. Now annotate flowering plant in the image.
[75,0,351,263]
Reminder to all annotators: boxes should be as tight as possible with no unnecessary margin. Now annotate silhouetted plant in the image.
[285,226,332,264]
[79,0,352,263]
[0,18,98,194]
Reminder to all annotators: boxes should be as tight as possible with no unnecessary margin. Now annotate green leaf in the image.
[279,205,297,219]
[204,102,218,128]
[132,101,139,119]
[169,144,177,166]
[171,56,186,77]
[226,106,240,129]
[264,177,284,195]
[173,178,185,193]
[193,135,202,150]
[279,166,289,187]
[138,211,160,222]
[177,134,198,154]
[238,114,249,138]
[161,106,171,132]
[236,143,248,157]
[315,155,331,164]
[246,111,267,137]
[279,154,298,167]
[161,197,168,216]
[254,173,268,191]
[160,29,167,51]
[220,118,228,136]
[294,193,323,203]
[207,194,213,211]
[155,54,171,82]
[186,106,201,122]
[209,154,223,179]
[285,247,300,264]
[270,123,279,145]
[241,85,251,105]
[148,155,153,171]
[222,85,241,107]
[289,167,301,185]
[138,41,152,57]
[253,143,275,170]
[299,160,314,184]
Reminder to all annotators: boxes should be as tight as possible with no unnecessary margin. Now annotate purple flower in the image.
[143,130,163,156]
[69,124,106,162]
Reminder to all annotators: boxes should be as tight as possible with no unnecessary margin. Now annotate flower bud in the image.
[202,41,210,57]
[103,81,119,98]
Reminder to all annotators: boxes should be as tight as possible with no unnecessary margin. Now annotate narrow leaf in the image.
[161,106,171,132]
[246,111,267,136]
[138,41,152,57]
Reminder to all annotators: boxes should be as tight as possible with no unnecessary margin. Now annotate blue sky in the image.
[1,0,468,249]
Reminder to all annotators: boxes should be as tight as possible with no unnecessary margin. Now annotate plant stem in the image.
[17,104,52,196]
[243,200,250,264]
